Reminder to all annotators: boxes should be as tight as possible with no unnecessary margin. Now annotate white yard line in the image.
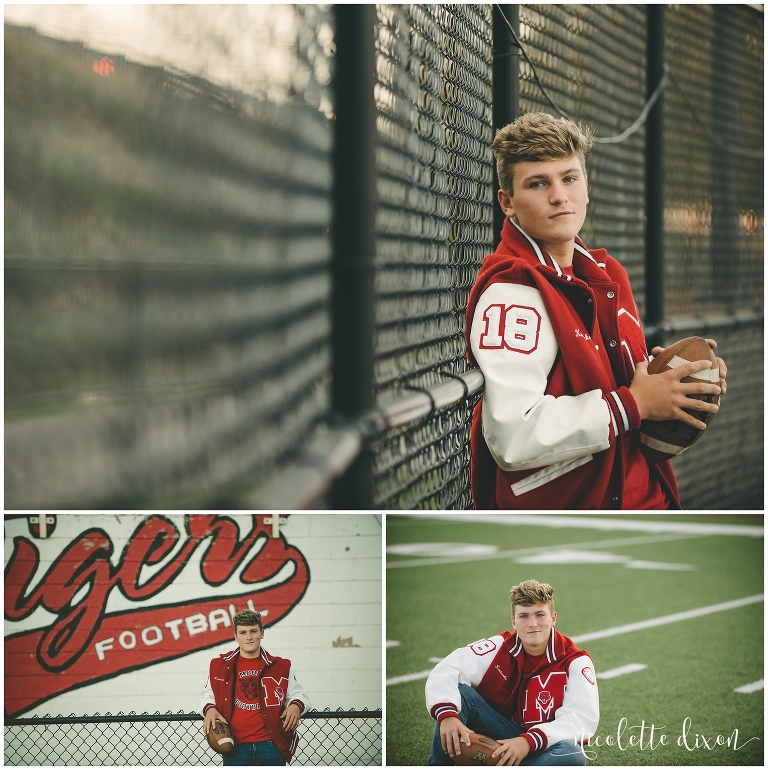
[387,532,708,569]
[386,669,434,686]
[572,594,764,643]
[390,513,764,538]
[734,679,764,694]
[596,663,648,680]
[387,594,764,686]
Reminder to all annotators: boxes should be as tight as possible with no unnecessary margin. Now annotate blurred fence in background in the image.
[4,4,763,509]
[4,710,382,766]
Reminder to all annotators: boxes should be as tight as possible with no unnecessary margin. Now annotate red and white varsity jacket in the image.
[466,218,680,509]
[425,628,598,755]
[199,647,311,763]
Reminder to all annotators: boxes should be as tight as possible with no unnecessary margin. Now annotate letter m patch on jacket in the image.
[522,671,567,726]
[261,676,289,706]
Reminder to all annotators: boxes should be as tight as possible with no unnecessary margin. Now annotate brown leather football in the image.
[453,732,502,766]
[638,336,720,463]
[206,719,235,754]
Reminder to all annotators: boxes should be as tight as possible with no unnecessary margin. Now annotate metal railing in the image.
[4,710,382,766]
[249,368,484,508]
[249,304,763,510]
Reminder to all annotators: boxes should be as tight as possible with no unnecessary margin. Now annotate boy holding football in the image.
[200,610,310,766]
[426,579,596,766]
[467,112,726,509]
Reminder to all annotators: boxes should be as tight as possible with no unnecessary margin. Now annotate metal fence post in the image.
[645,5,665,349]
[329,5,377,509]
[492,5,519,245]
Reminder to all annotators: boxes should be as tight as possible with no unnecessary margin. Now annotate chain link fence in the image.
[4,5,762,509]
[4,7,336,509]
[660,5,763,508]
[4,710,381,766]
[519,4,648,312]
[371,4,493,509]
[517,4,763,508]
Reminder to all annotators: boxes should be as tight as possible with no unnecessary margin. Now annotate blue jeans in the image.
[428,685,586,766]
[223,740,285,766]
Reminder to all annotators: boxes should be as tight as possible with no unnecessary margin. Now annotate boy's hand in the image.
[281,702,301,731]
[629,358,721,430]
[439,717,473,758]
[491,736,530,766]
[203,708,227,735]
[651,338,727,394]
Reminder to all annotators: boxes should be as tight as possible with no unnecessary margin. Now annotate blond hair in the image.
[492,112,593,195]
[509,579,555,615]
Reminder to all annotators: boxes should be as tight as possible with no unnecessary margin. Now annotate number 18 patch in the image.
[479,304,541,354]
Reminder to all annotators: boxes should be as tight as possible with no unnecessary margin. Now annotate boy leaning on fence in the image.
[199,610,311,766]
[466,112,727,510]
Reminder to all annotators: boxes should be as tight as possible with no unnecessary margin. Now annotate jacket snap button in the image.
[607,291,615,299]
[587,298,592,303]
[609,340,617,348]
[612,496,619,503]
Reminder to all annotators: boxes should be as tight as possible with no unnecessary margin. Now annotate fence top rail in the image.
[249,368,485,509]
[6,709,382,726]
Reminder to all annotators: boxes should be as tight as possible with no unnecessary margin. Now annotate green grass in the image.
[386,515,763,765]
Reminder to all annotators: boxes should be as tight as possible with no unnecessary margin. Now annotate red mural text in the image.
[4,515,310,717]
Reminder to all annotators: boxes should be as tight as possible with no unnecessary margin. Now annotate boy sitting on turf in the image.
[426,579,595,766]
[466,112,726,509]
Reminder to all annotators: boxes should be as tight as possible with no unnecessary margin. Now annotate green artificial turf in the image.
[386,515,764,766]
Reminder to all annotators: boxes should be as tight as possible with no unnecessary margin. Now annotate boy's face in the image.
[511,602,556,650]
[234,623,263,654]
[498,155,589,247]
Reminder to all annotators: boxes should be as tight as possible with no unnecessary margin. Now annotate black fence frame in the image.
[4,710,382,766]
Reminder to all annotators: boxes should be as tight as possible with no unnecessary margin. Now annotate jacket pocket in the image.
[511,454,594,496]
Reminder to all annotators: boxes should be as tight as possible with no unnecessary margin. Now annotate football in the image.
[453,732,502,766]
[206,719,235,754]
[638,336,720,463]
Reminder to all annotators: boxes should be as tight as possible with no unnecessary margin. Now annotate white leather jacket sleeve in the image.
[286,664,311,713]
[470,281,611,471]
[537,655,600,747]
[425,635,504,718]
[198,672,215,716]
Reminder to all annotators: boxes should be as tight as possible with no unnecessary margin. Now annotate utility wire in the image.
[495,4,763,157]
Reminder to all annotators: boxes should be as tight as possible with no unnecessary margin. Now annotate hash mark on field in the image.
[386,640,401,648]
[597,663,648,680]
[386,669,433,686]
[734,679,763,693]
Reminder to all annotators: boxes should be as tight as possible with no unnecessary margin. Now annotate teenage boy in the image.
[467,112,726,509]
[200,610,311,766]
[426,579,596,766]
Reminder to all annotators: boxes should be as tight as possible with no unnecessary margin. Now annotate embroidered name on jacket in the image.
[522,671,567,726]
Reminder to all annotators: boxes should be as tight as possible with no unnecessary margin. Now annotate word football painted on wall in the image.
[4,514,310,718]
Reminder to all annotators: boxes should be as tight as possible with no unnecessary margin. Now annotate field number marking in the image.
[734,679,763,694]
[388,532,709,570]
